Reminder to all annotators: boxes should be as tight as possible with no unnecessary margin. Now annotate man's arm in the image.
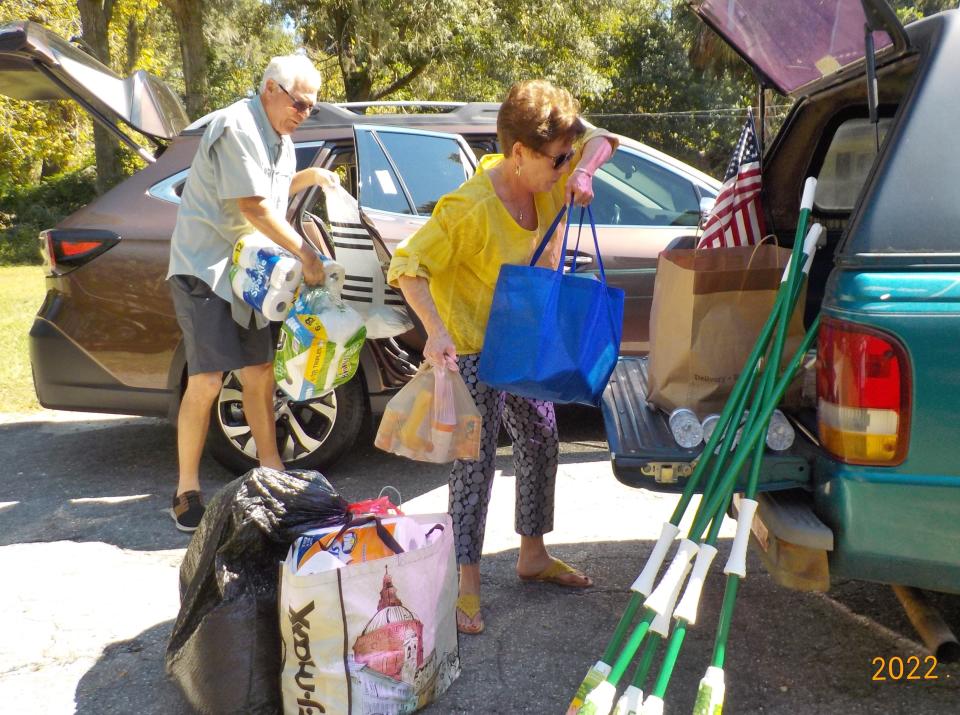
[237,196,326,285]
[289,167,340,196]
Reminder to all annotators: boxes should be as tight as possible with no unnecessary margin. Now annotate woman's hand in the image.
[424,328,459,371]
[565,168,595,206]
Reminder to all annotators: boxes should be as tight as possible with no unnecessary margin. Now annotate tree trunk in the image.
[163,0,210,119]
[76,0,121,194]
[124,14,141,75]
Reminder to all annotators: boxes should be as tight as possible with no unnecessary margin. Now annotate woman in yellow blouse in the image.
[387,80,617,634]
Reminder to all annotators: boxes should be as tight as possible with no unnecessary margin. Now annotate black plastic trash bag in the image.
[165,468,349,715]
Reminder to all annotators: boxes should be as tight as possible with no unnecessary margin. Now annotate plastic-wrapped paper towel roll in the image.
[273,285,366,400]
[233,234,303,292]
[230,265,295,321]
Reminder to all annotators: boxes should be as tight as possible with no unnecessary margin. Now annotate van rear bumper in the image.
[30,317,173,417]
[815,466,960,594]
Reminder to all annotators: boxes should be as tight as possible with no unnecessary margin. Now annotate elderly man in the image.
[166,54,336,531]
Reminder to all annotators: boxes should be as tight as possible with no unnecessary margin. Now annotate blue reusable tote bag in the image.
[477,202,625,406]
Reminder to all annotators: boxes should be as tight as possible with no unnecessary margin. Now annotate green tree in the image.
[591,1,753,176]
[276,0,480,101]
[406,0,622,102]
[0,1,91,193]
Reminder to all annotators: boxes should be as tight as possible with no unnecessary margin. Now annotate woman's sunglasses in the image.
[278,83,313,114]
[540,148,576,170]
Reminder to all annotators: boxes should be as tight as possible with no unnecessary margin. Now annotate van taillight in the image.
[40,229,120,275]
[817,318,910,465]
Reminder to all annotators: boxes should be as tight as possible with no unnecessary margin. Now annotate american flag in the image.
[697,110,766,249]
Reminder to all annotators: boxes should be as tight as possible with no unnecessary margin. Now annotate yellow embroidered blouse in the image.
[386,128,616,354]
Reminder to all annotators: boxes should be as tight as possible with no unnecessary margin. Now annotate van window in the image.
[815,118,891,211]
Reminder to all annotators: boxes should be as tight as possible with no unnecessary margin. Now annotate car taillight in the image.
[817,317,910,465]
[40,229,120,275]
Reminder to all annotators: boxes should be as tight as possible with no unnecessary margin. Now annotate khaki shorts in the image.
[168,275,274,375]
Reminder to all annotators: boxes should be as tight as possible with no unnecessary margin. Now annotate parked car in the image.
[603,0,960,600]
[0,20,719,474]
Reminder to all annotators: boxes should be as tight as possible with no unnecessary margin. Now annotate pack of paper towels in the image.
[274,281,366,401]
[230,233,302,321]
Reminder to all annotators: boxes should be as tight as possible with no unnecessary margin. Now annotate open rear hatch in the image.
[686,0,909,97]
[0,20,188,162]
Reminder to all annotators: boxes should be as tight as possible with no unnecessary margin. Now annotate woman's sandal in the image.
[455,593,485,635]
[518,558,593,588]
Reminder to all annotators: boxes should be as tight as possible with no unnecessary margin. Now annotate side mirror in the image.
[699,197,716,227]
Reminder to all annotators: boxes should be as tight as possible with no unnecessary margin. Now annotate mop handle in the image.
[630,522,680,596]
[672,543,719,624]
[699,317,821,541]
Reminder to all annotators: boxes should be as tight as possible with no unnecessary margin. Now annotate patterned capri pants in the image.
[449,353,559,564]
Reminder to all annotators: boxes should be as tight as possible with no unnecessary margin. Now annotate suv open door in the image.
[353,124,477,251]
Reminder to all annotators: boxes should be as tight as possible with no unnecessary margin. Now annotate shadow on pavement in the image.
[74,619,191,715]
[65,535,960,714]
[0,416,235,551]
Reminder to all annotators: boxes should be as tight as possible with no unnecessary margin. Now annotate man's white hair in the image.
[260,54,321,94]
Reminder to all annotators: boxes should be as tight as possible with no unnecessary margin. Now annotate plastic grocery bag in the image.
[165,468,349,715]
[320,183,415,338]
[374,364,482,463]
[278,513,460,715]
[274,282,366,401]
[230,232,301,321]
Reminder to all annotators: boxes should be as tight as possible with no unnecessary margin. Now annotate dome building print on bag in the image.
[348,568,455,713]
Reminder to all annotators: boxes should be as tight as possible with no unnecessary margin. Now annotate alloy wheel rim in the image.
[216,370,338,463]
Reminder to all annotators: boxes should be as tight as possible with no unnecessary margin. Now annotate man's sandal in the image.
[455,593,484,635]
[518,558,593,588]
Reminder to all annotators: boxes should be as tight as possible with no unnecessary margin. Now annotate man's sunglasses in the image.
[278,83,313,114]
[540,148,576,170]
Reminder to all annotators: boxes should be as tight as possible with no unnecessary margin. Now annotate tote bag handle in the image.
[326,514,405,555]
[529,202,610,286]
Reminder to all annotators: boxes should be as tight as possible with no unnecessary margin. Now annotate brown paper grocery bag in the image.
[646,244,805,417]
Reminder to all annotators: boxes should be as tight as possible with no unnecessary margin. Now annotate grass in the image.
[0,265,46,413]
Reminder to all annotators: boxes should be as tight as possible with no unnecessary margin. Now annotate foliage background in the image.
[0,0,954,265]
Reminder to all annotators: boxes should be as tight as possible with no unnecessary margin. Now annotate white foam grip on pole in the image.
[650,562,692,637]
[800,177,818,211]
[802,223,824,275]
[630,522,680,596]
[640,694,664,715]
[613,685,643,715]
[723,498,758,577]
[672,543,719,625]
[644,539,698,616]
[582,680,617,715]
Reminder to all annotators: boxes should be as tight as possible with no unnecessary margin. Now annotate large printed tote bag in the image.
[279,513,460,715]
[478,203,625,406]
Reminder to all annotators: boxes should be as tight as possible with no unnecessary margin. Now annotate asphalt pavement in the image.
[1,407,958,714]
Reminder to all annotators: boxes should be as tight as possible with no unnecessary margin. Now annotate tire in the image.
[207,369,367,474]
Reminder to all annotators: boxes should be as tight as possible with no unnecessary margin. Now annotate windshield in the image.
[692,0,895,95]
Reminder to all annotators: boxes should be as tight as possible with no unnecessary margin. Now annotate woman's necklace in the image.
[493,164,532,227]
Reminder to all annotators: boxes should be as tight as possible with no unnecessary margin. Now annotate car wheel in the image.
[207,369,367,474]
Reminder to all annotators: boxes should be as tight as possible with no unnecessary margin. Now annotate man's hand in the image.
[300,249,327,286]
[311,167,340,190]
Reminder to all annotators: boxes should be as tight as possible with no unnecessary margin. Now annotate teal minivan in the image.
[603,0,960,605]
